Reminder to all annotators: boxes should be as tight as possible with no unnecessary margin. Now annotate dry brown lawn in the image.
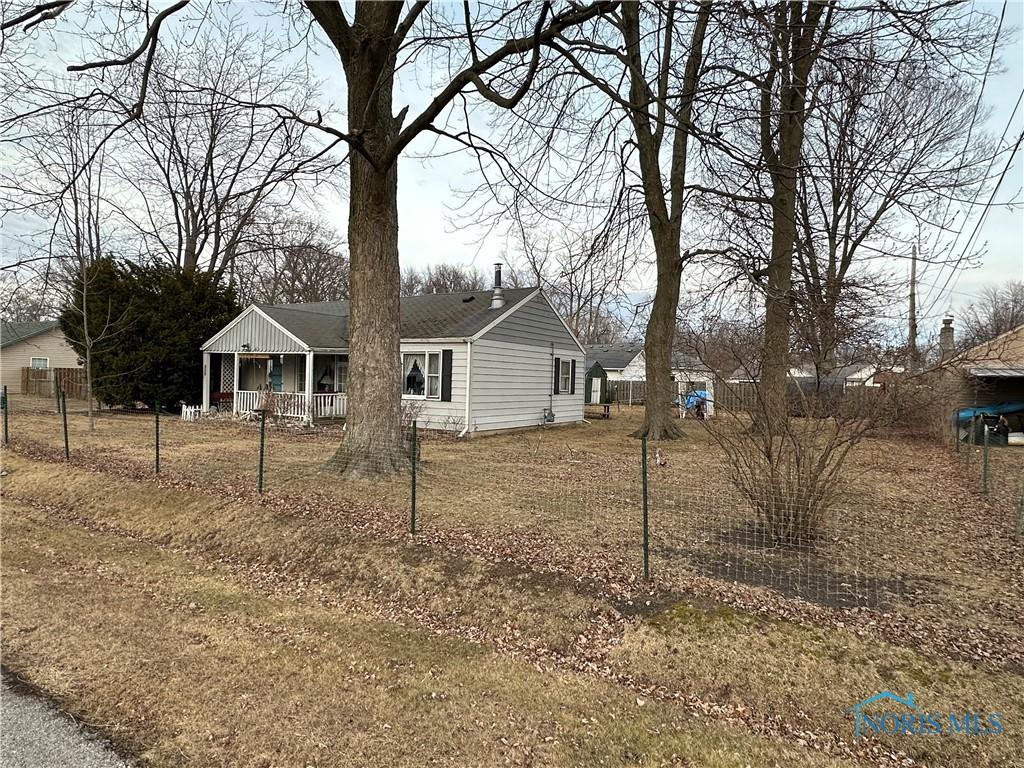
[2,400,1023,767]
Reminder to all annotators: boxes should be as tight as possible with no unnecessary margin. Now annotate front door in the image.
[590,377,601,404]
[270,358,283,392]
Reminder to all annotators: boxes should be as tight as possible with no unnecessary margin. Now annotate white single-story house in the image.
[200,281,586,434]
[584,342,716,414]
[0,320,82,394]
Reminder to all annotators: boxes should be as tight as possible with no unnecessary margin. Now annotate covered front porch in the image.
[202,351,348,421]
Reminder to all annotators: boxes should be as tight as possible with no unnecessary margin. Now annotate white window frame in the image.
[559,359,571,394]
[402,351,441,400]
[334,357,348,394]
[30,357,49,369]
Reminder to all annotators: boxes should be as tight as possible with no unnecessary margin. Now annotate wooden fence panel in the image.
[608,379,647,405]
[19,367,86,399]
[712,378,760,413]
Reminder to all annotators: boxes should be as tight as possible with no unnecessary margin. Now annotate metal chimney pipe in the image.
[490,262,505,309]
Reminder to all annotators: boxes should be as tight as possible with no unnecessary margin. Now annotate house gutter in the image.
[459,339,473,437]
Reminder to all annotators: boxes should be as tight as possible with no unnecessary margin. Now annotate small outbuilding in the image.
[584,342,716,414]
[584,361,609,404]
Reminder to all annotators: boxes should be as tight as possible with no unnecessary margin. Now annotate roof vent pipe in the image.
[490,263,505,309]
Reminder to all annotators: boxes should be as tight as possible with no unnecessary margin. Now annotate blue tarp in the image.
[684,390,711,410]
[956,401,1024,423]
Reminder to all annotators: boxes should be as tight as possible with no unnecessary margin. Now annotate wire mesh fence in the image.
[953,414,1024,538]
[2,391,1020,615]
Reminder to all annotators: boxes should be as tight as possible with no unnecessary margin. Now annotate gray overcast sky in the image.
[1,0,1021,329]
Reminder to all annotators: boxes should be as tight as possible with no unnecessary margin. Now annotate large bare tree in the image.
[114,12,330,278]
[4,0,618,476]
[462,1,714,438]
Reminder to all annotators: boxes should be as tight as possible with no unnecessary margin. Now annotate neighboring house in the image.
[0,320,81,395]
[584,342,716,413]
[941,318,1024,411]
[725,362,896,389]
[200,279,586,434]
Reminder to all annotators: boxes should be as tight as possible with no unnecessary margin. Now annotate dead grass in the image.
[2,495,859,768]
[3,452,1023,766]
[613,602,1024,768]
[5,401,1021,637]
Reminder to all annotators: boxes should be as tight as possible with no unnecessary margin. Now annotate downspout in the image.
[458,339,473,437]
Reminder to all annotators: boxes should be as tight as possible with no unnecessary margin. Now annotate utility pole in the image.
[908,241,920,372]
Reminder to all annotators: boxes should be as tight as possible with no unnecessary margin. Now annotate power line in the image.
[922,122,1024,317]
[919,83,1023,312]
[920,0,1007,305]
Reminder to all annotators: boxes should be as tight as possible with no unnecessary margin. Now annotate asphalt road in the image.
[0,681,133,768]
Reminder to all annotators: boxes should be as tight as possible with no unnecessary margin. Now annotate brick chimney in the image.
[939,316,954,362]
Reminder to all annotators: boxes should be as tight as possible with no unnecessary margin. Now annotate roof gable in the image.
[0,320,60,349]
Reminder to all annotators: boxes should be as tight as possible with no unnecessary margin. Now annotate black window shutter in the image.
[441,349,453,401]
[553,357,561,394]
[570,359,576,394]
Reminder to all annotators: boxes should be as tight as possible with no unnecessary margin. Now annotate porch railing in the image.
[312,392,347,419]
[234,390,347,420]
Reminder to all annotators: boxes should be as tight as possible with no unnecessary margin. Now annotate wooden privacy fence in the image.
[712,378,760,412]
[20,367,86,400]
[608,379,647,405]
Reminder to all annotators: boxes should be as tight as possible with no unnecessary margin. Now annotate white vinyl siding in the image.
[470,339,583,432]
[479,293,579,349]
[203,306,305,354]
[620,353,646,379]
[401,342,468,432]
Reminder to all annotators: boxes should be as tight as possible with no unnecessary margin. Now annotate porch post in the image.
[305,350,314,422]
[202,352,211,413]
[233,352,240,415]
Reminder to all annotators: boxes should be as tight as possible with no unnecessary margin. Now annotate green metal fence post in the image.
[1017,494,1024,540]
[2,385,8,446]
[155,400,161,475]
[410,420,418,535]
[257,409,266,494]
[60,390,69,461]
[952,411,960,454]
[982,424,989,495]
[966,415,975,475]
[641,435,650,581]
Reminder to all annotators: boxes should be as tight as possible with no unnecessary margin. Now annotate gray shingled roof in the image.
[585,342,711,373]
[585,342,644,371]
[259,288,538,348]
[0,319,59,349]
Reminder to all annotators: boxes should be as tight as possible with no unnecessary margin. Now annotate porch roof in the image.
[258,287,538,349]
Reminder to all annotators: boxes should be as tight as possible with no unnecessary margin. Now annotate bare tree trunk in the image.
[761,183,797,428]
[758,1,831,431]
[639,250,684,439]
[622,0,711,440]
[328,8,407,477]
